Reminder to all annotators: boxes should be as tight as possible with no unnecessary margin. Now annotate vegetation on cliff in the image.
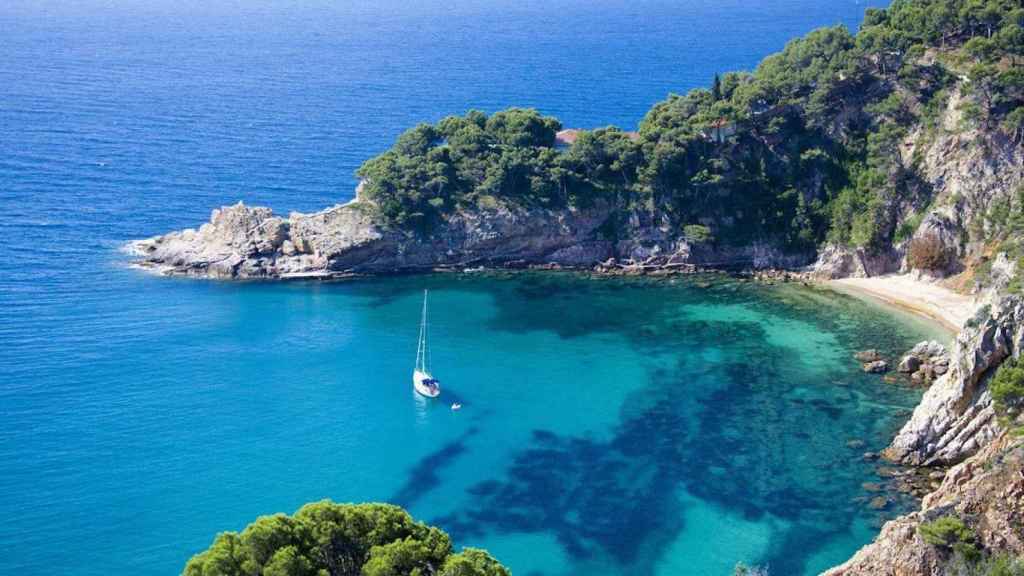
[990,358,1024,432]
[918,515,1024,575]
[182,501,508,576]
[357,0,1023,255]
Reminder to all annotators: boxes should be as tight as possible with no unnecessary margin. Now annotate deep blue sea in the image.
[0,1,949,575]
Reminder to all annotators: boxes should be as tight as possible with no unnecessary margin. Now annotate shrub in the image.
[183,501,509,576]
[990,358,1024,430]
[683,224,714,244]
[919,516,978,560]
[895,213,924,243]
[967,304,992,329]
[976,554,1024,576]
[908,234,951,271]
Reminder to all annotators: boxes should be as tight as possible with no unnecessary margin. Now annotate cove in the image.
[0,270,945,576]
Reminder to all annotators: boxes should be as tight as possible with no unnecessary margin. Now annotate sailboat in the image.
[413,289,441,398]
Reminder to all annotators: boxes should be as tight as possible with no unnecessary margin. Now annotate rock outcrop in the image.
[130,199,814,279]
[898,340,951,386]
[883,297,1022,467]
[809,244,903,279]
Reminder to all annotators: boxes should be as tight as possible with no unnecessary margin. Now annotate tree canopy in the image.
[355,0,1024,250]
[182,501,509,576]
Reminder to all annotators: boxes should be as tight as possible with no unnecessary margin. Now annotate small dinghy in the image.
[413,290,441,398]
[451,403,462,411]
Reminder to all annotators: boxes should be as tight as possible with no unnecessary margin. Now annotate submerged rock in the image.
[854,349,883,363]
[862,360,889,374]
[861,482,883,492]
[867,496,889,510]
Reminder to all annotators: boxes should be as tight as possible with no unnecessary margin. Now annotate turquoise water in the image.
[0,0,949,574]
[1,269,943,576]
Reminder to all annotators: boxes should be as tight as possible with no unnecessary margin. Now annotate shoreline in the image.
[126,241,976,339]
[827,274,976,335]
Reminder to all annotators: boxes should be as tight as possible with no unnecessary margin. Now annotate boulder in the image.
[898,355,921,373]
[897,340,952,387]
[863,360,889,373]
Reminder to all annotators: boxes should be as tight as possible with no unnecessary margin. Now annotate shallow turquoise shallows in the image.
[0,269,945,576]
[0,1,940,574]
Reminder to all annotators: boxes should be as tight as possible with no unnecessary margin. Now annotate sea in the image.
[0,1,950,575]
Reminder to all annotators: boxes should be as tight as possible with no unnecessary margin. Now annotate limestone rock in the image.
[898,355,922,373]
[899,340,952,387]
[809,244,901,279]
[884,297,1023,466]
[130,196,818,279]
[823,432,1024,576]
[863,360,889,374]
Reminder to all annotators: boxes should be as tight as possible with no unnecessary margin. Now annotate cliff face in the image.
[811,85,1024,280]
[883,297,1022,467]
[130,201,611,278]
[130,198,813,279]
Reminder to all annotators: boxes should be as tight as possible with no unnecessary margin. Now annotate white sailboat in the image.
[413,289,441,398]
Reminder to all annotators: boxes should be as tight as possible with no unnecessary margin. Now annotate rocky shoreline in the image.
[127,198,821,281]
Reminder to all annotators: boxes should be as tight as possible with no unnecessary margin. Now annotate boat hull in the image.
[413,370,440,398]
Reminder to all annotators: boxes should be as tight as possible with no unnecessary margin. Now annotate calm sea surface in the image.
[0,1,947,575]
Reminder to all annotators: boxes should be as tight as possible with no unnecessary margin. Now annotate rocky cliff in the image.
[811,85,1024,281]
[824,430,1024,576]
[129,196,814,279]
[825,293,1024,575]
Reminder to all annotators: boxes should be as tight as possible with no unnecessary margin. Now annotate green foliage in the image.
[683,224,714,244]
[919,515,979,560]
[895,212,924,242]
[989,358,1024,430]
[182,501,507,576]
[353,0,1024,254]
[967,554,1024,576]
[439,548,512,576]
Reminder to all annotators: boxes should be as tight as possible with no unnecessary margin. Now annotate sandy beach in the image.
[829,274,978,334]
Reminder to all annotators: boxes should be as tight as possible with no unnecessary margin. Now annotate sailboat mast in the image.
[416,290,428,373]
[423,290,430,373]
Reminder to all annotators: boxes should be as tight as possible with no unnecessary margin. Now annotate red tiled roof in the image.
[555,129,582,145]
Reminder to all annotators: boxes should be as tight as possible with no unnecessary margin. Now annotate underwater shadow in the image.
[392,426,479,509]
